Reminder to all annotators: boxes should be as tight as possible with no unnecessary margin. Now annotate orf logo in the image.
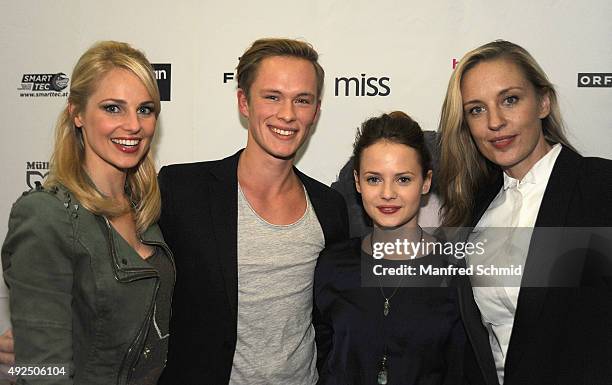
[577,73,612,88]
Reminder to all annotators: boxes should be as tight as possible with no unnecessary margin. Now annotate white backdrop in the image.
[1,0,610,330]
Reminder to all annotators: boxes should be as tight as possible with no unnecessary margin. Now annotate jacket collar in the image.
[208,151,241,319]
[533,146,581,227]
[463,145,583,384]
[207,149,340,319]
[503,146,582,379]
[472,145,580,227]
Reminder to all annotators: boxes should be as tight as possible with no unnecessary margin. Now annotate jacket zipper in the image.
[136,237,177,377]
[102,216,161,281]
[120,281,159,385]
[139,237,177,290]
[102,217,160,385]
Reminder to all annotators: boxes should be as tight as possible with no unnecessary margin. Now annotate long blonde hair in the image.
[45,41,161,233]
[438,40,575,227]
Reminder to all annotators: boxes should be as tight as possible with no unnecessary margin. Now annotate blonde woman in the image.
[438,40,612,385]
[2,41,174,384]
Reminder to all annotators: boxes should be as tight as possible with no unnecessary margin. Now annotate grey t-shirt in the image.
[229,184,325,385]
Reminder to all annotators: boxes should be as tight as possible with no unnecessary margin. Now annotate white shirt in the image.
[468,144,562,384]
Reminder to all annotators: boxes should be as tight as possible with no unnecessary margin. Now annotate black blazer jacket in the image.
[460,146,612,385]
[157,150,349,385]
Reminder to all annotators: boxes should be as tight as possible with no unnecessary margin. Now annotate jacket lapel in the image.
[458,276,501,385]
[460,172,503,385]
[209,150,241,319]
[209,153,336,319]
[471,172,503,228]
[533,146,580,227]
[504,146,582,379]
[295,168,333,244]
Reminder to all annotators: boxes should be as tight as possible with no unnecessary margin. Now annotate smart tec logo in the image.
[18,73,69,98]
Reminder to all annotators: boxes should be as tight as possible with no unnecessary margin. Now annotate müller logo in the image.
[25,161,49,189]
[577,73,611,88]
[18,73,69,98]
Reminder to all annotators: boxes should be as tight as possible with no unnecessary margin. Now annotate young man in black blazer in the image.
[157,38,348,384]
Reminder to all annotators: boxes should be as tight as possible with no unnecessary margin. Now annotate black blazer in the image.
[460,146,612,385]
[157,150,349,385]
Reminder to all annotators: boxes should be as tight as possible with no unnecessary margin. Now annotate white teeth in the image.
[271,127,295,136]
[111,138,140,146]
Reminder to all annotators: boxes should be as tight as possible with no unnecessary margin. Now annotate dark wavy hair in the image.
[353,111,431,177]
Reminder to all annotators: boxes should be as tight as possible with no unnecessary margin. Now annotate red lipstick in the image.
[377,206,400,214]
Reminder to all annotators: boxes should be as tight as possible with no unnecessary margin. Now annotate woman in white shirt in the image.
[437,40,612,385]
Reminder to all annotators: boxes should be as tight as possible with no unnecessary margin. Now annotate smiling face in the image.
[355,141,432,229]
[461,58,551,180]
[74,67,156,179]
[238,56,320,161]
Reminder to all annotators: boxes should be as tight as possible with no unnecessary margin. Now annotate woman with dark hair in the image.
[315,112,464,385]
[2,41,174,384]
[438,40,612,384]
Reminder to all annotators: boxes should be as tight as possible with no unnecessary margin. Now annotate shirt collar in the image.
[503,143,562,191]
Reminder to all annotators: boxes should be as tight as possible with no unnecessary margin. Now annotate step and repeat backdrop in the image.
[0,0,610,329]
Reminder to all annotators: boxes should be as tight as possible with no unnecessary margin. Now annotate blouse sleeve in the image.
[2,191,75,384]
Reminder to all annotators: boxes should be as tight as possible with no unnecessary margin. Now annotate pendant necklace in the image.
[370,226,423,384]
[377,351,389,385]
[371,226,423,317]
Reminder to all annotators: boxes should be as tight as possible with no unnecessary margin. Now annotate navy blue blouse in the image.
[314,238,465,385]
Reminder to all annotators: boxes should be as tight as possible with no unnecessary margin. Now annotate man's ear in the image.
[353,170,361,194]
[314,100,322,122]
[237,88,249,118]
